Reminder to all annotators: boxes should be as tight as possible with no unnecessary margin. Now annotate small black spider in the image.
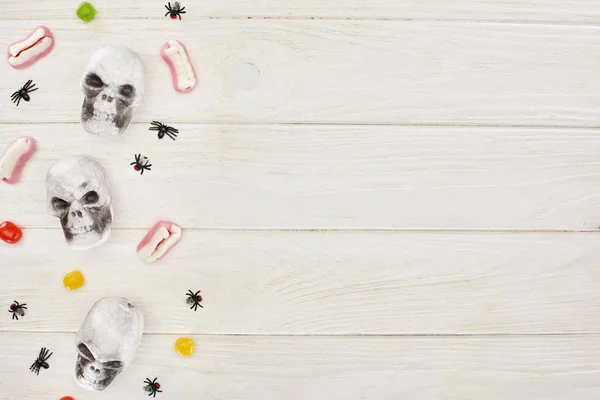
[9,300,27,320]
[11,79,38,106]
[186,290,203,311]
[144,377,162,397]
[130,154,152,175]
[149,121,178,141]
[30,347,52,375]
[165,2,186,19]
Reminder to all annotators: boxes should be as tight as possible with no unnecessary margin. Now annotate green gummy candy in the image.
[76,2,96,22]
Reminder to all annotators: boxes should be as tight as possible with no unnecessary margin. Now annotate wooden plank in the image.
[2,229,600,334]
[3,124,600,230]
[1,333,600,399]
[1,20,599,126]
[2,0,600,22]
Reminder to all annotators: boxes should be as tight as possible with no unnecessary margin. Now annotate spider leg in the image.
[12,312,17,320]
[180,8,186,12]
[145,164,152,169]
[23,80,33,89]
[16,97,22,107]
[44,351,53,361]
[27,87,38,93]
[166,132,176,140]
[178,13,182,20]
[149,126,159,131]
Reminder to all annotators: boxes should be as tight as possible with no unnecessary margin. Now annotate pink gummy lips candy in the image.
[137,221,182,263]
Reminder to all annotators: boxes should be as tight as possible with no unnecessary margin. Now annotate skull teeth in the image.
[69,226,93,235]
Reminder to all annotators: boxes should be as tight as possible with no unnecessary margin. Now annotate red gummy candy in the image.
[0,221,22,244]
[60,397,75,400]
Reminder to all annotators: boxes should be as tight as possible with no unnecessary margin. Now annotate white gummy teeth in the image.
[137,221,182,263]
[161,40,197,93]
[7,26,54,69]
[0,137,36,184]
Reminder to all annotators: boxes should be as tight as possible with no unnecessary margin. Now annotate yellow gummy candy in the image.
[174,337,194,357]
[63,270,85,290]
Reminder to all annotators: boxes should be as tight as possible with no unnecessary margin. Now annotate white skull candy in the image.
[81,45,145,136]
[46,156,112,250]
[75,297,144,391]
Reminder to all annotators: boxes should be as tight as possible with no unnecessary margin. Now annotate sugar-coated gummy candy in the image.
[63,271,85,290]
[174,337,194,356]
[0,221,23,244]
[76,2,96,22]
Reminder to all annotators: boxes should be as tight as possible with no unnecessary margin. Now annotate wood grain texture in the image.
[3,124,600,230]
[2,0,600,22]
[2,229,600,334]
[2,333,600,400]
[1,20,599,126]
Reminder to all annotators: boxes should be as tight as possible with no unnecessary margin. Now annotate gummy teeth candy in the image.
[137,221,182,263]
[161,40,197,93]
[7,26,54,69]
[0,137,36,184]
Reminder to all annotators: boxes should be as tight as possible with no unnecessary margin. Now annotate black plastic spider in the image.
[30,347,52,375]
[144,377,162,397]
[186,290,203,311]
[8,300,27,320]
[130,154,152,175]
[11,80,38,106]
[149,121,178,141]
[165,2,185,19]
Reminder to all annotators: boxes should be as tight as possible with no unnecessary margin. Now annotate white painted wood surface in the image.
[4,230,600,334]
[4,0,600,22]
[1,20,599,126]
[4,125,600,230]
[2,333,600,400]
[1,0,600,398]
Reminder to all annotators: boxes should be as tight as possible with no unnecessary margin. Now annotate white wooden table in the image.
[1,1,600,398]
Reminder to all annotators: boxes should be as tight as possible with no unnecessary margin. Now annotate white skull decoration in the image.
[81,45,145,136]
[75,297,144,391]
[46,156,112,250]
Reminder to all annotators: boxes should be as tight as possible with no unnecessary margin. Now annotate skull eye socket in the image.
[81,191,99,205]
[85,73,105,88]
[103,360,124,370]
[119,84,135,99]
[77,343,96,361]
[51,197,70,213]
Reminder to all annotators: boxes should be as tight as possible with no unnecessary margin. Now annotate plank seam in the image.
[1,121,600,130]
[2,16,600,26]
